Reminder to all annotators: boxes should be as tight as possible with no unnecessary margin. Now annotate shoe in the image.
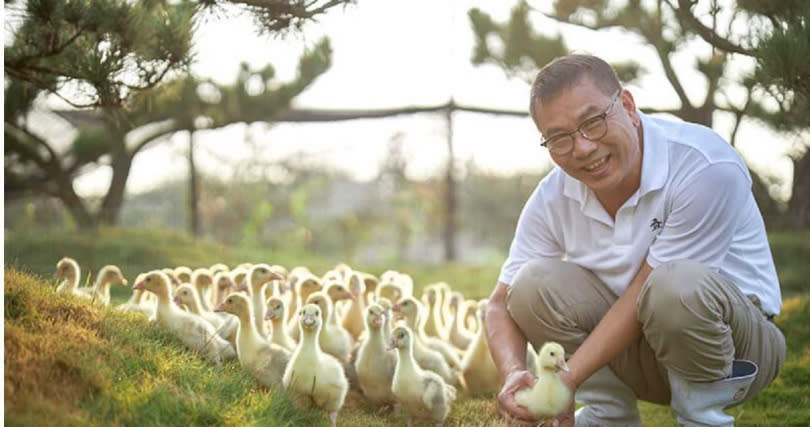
[574,366,642,427]
[668,359,758,427]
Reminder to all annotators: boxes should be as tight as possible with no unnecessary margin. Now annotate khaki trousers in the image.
[506,258,785,405]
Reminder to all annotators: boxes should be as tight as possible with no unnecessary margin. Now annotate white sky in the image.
[52,0,799,201]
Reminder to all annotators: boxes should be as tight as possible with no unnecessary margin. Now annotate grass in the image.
[4,228,810,425]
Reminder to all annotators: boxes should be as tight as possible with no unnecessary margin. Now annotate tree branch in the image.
[130,125,179,156]
[530,6,624,31]
[224,0,347,21]
[5,122,62,167]
[5,26,88,67]
[670,0,755,56]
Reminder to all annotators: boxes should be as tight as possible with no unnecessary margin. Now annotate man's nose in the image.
[571,133,598,159]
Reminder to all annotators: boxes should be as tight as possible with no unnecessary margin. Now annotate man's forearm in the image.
[487,283,530,380]
[565,262,653,386]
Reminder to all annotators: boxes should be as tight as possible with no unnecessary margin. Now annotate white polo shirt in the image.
[499,112,782,316]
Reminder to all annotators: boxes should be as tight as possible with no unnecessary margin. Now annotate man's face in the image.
[533,79,642,204]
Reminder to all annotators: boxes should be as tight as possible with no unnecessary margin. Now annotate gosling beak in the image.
[386,338,398,351]
[557,356,570,373]
[173,295,183,305]
[120,278,129,286]
[265,308,275,320]
[213,303,225,313]
[301,314,316,328]
[373,314,385,327]
[133,281,145,290]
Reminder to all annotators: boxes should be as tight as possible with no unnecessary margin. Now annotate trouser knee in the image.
[506,258,608,354]
[638,259,733,380]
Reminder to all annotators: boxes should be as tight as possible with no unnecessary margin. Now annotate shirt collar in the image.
[562,111,669,209]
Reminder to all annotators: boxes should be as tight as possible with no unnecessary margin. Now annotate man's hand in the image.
[497,370,540,426]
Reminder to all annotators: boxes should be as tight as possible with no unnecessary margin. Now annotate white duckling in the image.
[463,300,479,333]
[321,269,344,285]
[134,271,236,365]
[174,283,238,345]
[214,293,290,388]
[283,267,309,317]
[377,271,413,302]
[435,282,454,327]
[264,296,297,351]
[81,265,128,306]
[246,264,283,338]
[212,272,235,307]
[389,325,456,427]
[333,262,353,280]
[269,264,288,278]
[514,341,572,419]
[286,266,312,289]
[116,273,157,320]
[359,272,379,305]
[325,281,355,325]
[391,298,461,387]
[54,257,88,298]
[395,296,463,371]
[173,266,193,284]
[191,268,215,312]
[283,303,349,427]
[447,292,474,350]
[209,263,229,277]
[287,274,323,340]
[354,303,397,408]
[460,299,500,395]
[228,266,248,289]
[306,291,353,364]
[341,273,367,340]
[376,282,403,306]
[421,284,449,341]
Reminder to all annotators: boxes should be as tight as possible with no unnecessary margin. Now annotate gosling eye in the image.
[227,298,232,303]
[550,351,555,356]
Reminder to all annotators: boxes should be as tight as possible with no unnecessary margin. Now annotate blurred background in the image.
[5,0,809,293]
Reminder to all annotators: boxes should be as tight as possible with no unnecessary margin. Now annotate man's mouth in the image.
[584,155,609,171]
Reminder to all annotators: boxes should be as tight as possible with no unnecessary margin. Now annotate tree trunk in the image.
[444,102,457,261]
[788,152,810,228]
[57,182,96,229]
[98,148,133,226]
[189,130,201,237]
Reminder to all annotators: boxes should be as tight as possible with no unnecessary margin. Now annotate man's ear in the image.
[619,89,640,127]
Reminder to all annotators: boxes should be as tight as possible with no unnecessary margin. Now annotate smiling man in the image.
[487,54,785,426]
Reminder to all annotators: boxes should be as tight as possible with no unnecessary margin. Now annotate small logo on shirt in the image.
[649,218,665,232]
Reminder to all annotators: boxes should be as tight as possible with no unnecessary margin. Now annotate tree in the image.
[5,37,333,229]
[4,0,347,229]
[469,0,809,227]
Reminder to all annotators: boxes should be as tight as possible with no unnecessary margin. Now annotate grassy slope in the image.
[5,228,810,425]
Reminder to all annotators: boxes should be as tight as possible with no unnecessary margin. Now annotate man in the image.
[487,54,785,427]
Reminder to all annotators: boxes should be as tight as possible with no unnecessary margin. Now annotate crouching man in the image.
[487,54,785,427]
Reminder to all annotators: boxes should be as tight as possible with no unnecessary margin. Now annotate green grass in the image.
[4,228,810,425]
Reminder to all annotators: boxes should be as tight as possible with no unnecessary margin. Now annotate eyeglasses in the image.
[540,92,621,156]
